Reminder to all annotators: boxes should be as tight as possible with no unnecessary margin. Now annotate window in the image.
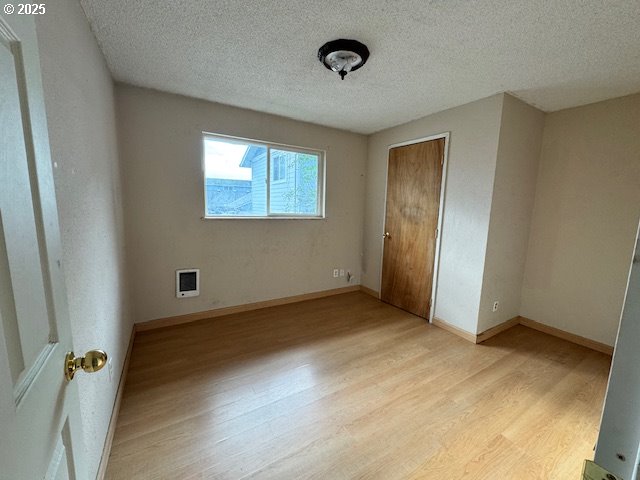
[203,134,325,218]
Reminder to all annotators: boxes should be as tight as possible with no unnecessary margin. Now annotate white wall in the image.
[521,93,640,345]
[115,84,367,323]
[477,94,544,332]
[35,1,132,478]
[363,95,504,334]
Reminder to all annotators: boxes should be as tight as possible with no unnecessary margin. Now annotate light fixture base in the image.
[318,39,370,80]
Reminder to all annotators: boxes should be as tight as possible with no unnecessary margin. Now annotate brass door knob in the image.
[65,350,108,381]
[382,232,391,239]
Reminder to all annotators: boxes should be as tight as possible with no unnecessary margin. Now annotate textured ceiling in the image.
[79,0,640,134]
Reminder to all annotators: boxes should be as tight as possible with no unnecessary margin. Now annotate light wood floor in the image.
[105,292,611,479]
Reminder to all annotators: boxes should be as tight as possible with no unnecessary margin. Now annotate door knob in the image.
[382,232,391,239]
[65,350,108,381]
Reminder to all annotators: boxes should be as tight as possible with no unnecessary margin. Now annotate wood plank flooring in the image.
[105,292,611,479]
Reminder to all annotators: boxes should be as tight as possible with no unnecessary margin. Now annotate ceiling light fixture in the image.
[318,39,370,80]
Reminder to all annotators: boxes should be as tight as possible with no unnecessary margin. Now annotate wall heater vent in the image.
[176,269,199,298]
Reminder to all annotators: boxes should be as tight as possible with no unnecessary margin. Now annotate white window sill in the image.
[202,216,326,220]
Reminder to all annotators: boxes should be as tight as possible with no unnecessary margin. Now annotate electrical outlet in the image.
[492,301,499,312]
[333,269,339,278]
[339,269,345,277]
[108,358,113,382]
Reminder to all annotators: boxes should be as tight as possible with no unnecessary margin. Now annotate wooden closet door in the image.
[380,138,444,318]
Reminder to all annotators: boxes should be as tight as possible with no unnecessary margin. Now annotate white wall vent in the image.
[176,269,199,298]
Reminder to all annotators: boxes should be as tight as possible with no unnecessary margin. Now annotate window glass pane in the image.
[204,138,267,216]
[269,149,319,215]
[271,156,286,182]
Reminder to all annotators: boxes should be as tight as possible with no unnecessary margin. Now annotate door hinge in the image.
[435,228,439,239]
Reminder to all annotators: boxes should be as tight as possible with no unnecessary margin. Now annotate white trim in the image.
[430,133,450,323]
[378,132,451,324]
[13,342,57,407]
[202,131,325,157]
[317,151,326,217]
[201,135,208,221]
[43,437,65,480]
[594,219,640,479]
[387,133,449,150]
[266,146,271,215]
[0,16,20,48]
[201,216,327,220]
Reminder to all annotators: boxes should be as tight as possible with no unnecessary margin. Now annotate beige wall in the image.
[521,93,640,345]
[35,1,132,478]
[478,95,545,332]
[363,95,504,334]
[116,85,367,323]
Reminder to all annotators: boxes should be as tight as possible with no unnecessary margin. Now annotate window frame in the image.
[202,132,326,219]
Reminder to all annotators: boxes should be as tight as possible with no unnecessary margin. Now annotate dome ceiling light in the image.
[318,39,370,80]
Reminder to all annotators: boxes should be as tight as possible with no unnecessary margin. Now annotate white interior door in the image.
[0,13,87,480]
[594,222,640,480]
